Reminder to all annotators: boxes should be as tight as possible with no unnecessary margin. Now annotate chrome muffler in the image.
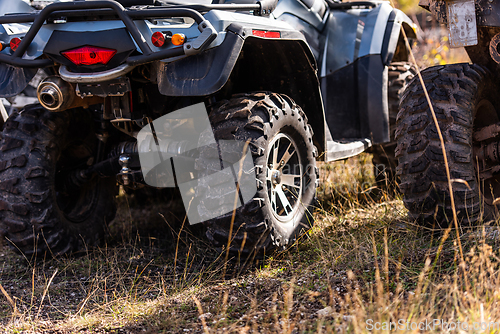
[37,76,104,112]
[37,76,75,112]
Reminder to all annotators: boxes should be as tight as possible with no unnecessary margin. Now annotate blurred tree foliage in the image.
[394,0,420,14]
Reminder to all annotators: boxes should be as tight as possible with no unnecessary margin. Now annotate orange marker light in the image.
[171,33,186,46]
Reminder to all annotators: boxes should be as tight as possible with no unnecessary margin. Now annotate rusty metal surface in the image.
[490,32,500,63]
[418,0,500,27]
[476,141,500,161]
[477,0,500,26]
[446,0,478,47]
[429,0,448,24]
[479,165,500,180]
[473,122,500,164]
[473,122,500,141]
[419,0,431,10]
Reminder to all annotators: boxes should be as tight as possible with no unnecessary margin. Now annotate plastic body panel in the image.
[43,28,137,71]
[0,0,34,46]
[274,0,415,145]
[321,55,387,142]
[154,31,244,96]
[273,0,327,30]
[318,2,391,144]
[0,64,37,98]
[154,9,313,96]
[155,23,326,154]
[0,0,37,95]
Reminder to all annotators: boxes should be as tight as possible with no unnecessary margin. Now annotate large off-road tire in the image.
[372,62,417,191]
[196,92,318,257]
[396,63,499,226]
[0,105,116,257]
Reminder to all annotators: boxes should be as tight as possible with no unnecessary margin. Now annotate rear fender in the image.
[153,25,326,155]
[0,64,37,98]
[0,1,37,98]
[153,30,244,97]
[381,9,417,64]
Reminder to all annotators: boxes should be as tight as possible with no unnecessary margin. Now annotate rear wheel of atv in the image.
[0,105,116,257]
[197,93,318,258]
[396,63,498,226]
[372,62,417,191]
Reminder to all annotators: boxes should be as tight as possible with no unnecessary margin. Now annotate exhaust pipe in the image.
[37,76,104,112]
[37,76,75,112]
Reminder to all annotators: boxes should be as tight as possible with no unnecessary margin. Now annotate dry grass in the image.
[0,8,483,334]
[1,154,500,333]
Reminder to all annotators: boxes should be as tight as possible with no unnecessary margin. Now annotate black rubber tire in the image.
[396,63,497,226]
[196,92,318,257]
[372,62,417,191]
[0,105,116,257]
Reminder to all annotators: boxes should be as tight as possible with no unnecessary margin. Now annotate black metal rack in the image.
[0,0,235,68]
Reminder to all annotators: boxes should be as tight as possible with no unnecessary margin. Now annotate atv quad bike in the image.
[0,0,415,258]
[397,0,500,226]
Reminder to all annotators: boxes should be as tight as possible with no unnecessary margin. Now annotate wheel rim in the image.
[265,133,302,222]
[473,99,500,205]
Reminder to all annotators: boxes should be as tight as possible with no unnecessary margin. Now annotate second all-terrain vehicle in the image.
[0,0,415,258]
[397,0,500,226]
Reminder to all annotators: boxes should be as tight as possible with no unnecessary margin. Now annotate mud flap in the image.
[322,55,389,145]
[0,63,37,98]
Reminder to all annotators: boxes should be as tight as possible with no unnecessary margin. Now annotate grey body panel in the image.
[0,64,37,97]
[154,31,244,96]
[274,0,415,153]
[0,0,37,96]
[154,11,310,97]
[321,54,388,143]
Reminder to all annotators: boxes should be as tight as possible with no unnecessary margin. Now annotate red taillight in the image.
[251,30,280,38]
[61,46,117,66]
[9,37,21,52]
[151,31,165,47]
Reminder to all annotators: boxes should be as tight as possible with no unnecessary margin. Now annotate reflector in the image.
[152,31,165,47]
[251,30,281,38]
[61,46,117,66]
[9,37,21,52]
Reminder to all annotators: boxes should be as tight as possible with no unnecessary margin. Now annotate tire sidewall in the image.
[258,106,317,244]
[0,105,116,255]
[397,63,497,225]
[199,93,317,254]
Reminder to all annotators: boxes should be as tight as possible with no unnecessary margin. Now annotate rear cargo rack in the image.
[0,0,222,68]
